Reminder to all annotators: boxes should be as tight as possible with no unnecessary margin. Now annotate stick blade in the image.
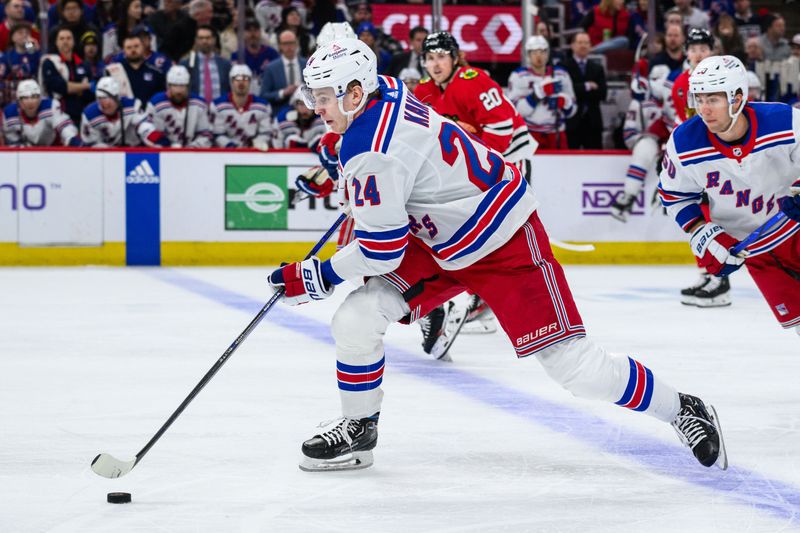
[91,453,136,479]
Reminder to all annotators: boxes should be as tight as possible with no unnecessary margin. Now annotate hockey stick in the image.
[91,212,348,479]
[550,239,596,252]
[731,211,786,256]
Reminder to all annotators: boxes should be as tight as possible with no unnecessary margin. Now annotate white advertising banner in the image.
[16,152,105,246]
[0,152,19,242]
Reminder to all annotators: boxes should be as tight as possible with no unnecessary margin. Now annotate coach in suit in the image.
[180,25,231,103]
[260,29,307,110]
[563,31,607,149]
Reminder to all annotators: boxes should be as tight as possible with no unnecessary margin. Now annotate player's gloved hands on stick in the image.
[317,131,340,178]
[295,166,335,198]
[689,222,746,276]
[268,257,334,305]
[777,185,800,222]
[547,95,568,111]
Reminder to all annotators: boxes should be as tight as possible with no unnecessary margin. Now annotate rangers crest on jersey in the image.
[459,69,479,80]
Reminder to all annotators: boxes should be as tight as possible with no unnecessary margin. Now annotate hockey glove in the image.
[777,184,800,222]
[547,95,569,111]
[146,131,171,147]
[268,257,334,306]
[295,166,335,198]
[534,78,562,99]
[67,136,83,147]
[689,222,746,276]
[317,131,341,178]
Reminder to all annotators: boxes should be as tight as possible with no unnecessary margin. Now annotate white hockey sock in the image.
[536,337,680,423]
[623,136,659,197]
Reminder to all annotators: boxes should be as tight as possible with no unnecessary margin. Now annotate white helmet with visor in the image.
[689,55,748,134]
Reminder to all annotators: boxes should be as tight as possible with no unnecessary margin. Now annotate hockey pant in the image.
[623,135,660,198]
[745,231,800,329]
[331,213,680,423]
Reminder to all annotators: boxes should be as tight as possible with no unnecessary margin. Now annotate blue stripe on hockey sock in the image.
[337,356,386,374]
[615,357,637,406]
[149,269,800,524]
[632,366,654,412]
[338,376,383,392]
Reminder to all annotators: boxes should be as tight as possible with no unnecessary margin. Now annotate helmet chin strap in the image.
[721,96,745,135]
[336,89,370,132]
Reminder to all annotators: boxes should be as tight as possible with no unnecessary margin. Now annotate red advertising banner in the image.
[371,4,524,63]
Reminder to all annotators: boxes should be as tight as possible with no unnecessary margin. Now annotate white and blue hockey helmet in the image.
[525,35,549,52]
[316,22,356,48]
[688,55,748,131]
[229,64,253,81]
[302,38,378,128]
[166,65,191,86]
[96,76,120,99]
[16,79,41,99]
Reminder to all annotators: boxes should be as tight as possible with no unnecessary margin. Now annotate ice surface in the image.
[1,265,798,532]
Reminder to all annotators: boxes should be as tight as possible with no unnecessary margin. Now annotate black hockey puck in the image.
[107,492,131,504]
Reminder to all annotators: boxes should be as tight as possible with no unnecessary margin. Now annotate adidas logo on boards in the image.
[126,160,160,184]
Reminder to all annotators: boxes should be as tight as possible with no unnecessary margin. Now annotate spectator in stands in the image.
[81,76,166,146]
[147,0,195,61]
[673,0,710,31]
[744,36,763,70]
[563,31,606,149]
[146,64,212,147]
[79,30,104,81]
[210,64,273,149]
[131,24,171,73]
[732,0,761,39]
[308,0,348,36]
[3,79,80,146]
[714,13,745,63]
[664,9,684,30]
[180,25,231,103]
[6,23,40,81]
[49,0,97,54]
[348,1,401,54]
[535,21,565,64]
[259,29,305,111]
[791,34,800,59]
[357,22,391,74]
[398,67,420,92]
[386,26,427,78]
[106,34,165,104]
[570,0,598,29]
[274,86,325,150]
[650,23,685,72]
[231,18,279,97]
[189,0,214,27]
[581,0,630,53]
[0,0,39,51]
[758,13,790,62]
[93,0,117,36]
[218,1,242,59]
[628,0,662,51]
[275,6,314,58]
[41,26,92,125]
[102,0,143,62]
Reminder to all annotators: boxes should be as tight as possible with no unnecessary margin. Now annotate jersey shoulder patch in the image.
[459,68,480,80]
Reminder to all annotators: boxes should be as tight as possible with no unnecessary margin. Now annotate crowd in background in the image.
[0,0,798,149]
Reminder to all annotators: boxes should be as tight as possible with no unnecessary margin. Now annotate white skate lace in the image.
[689,274,711,291]
[317,418,358,447]
[672,413,710,450]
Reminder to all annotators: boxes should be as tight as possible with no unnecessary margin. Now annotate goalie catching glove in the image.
[295,166,335,198]
[689,222,746,276]
[268,257,334,305]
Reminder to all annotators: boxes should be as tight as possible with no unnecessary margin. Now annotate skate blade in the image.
[460,320,497,334]
[680,295,698,306]
[299,451,374,472]
[693,294,732,308]
[707,404,728,470]
[430,305,470,361]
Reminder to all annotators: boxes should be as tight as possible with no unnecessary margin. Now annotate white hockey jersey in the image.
[3,98,78,146]
[210,94,274,148]
[622,98,672,149]
[659,102,800,254]
[146,92,213,148]
[80,97,158,147]
[320,76,539,286]
[506,65,576,134]
[274,107,326,150]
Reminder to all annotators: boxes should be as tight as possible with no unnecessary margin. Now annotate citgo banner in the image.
[372,4,524,63]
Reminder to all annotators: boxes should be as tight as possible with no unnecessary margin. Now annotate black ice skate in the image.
[300,413,379,472]
[671,393,727,469]
[610,193,635,222]
[461,294,497,335]
[692,275,731,308]
[680,272,711,305]
[419,302,468,361]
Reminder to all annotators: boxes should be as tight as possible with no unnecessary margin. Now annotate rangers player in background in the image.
[274,88,326,150]
[146,65,213,148]
[3,80,80,146]
[507,35,576,151]
[268,38,727,473]
[609,64,672,221]
[80,77,167,147]
[210,64,274,150]
[659,55,800,335]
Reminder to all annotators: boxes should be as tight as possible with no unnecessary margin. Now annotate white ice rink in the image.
[1,265,799,532]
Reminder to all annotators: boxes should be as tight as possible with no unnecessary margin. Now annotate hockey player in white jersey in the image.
[80,77,167,147]
[507,35,576,150]
[146,65,213,148]
[210,64,274,149]
[267,38,727,473]
[659,55,800,333]
[273,87,326,149]
[3,80,80,147]
[610,65,672,221]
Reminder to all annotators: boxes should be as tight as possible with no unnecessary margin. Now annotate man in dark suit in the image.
[260,29,307,111]
[179,25,230,103]
[386,26,427,78]
[563,32,607,149]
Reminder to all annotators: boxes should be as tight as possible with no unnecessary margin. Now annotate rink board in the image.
[0,148,690,265]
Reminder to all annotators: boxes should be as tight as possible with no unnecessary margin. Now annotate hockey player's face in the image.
[424,52,455,84]
[694,92,735,132]
[527,49,548,70]
[688,44,712,68]
[168,84,189,104]
[97,96,119,116]
[19,95,40,117]
[232,77,250,97]
[311,87,347,133]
